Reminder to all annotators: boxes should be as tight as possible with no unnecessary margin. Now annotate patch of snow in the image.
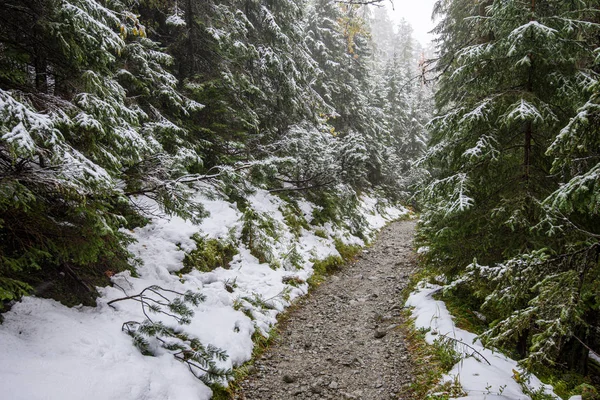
[359,195,409,233]
[589,350,600,363]
[406,282,559,399]
[296,199,315,219]
[0,297,212,400]
[166,14,186,27]
[0,192,405,399]
[417,246,430,254]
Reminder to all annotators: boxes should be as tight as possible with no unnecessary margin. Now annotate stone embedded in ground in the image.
[374,330,387,339]
[310,384,322,394]
[292,387,304,396]
[246,365,258,375]
[283,374,297,383]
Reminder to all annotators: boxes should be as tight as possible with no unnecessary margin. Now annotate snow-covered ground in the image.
[406,282,560,399]
[0,190,407,400]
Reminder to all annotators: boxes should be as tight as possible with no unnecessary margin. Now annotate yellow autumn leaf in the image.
[512,369,521,382]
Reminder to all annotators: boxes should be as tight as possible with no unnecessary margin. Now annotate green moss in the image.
[307,255,343,288]
[182,234,237,274]
[313,229,328,238]
[304,237,361,288]
[333,238,362,261]
[282,275,305,287]
[432,290,488,335]
[576,383,599,400]
[531,365,598,400]
[280,202,309,238]
[208,385,231,400]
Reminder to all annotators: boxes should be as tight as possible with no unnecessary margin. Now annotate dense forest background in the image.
[2,0,600,395]
[0,1,429,313]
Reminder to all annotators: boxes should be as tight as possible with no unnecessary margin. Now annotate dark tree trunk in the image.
[524,120,532,182]
[560,336,588,374]
[34,52,48,93]
[517,328,529,359]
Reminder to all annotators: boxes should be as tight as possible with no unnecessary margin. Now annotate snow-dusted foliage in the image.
[419,0,600,374]
[0,0,426,394]
[407,282,559,398]
[303,1,430,199]
[0,0,205,306]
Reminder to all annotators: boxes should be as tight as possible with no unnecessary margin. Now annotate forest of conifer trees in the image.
[0,0,428,304]
[1,0,600,398]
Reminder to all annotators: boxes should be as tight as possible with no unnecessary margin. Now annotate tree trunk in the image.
[560,336,588,374]
[517,328,529,359]
[524,120,532,182]
[34,52,48,93]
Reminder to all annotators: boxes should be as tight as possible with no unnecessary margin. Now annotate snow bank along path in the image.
[236,220,417,400]
[0,190,406,400]
[407,283,560,399]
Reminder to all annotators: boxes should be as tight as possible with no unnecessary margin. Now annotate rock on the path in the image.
[310,384,322,394]
[374,329,387,339]
[246,365,258,375]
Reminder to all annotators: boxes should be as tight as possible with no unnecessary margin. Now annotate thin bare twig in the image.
[573,335,600,360]
[335,0,392,7]
[438,333,492,365]
[268,180,336,193]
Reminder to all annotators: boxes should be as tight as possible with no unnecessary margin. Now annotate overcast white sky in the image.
[385,0,438,45]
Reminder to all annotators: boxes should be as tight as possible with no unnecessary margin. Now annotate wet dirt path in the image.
[235,220,418,400]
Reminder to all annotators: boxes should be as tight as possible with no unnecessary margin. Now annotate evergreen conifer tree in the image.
[420,0,600,370]
[0,0,199,303]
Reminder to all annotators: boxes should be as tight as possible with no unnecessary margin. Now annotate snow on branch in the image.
[424,173,474,216]
[507,21,558,57]
[108,285,233,384]
[335,0,392,7]
[500,99,556,126]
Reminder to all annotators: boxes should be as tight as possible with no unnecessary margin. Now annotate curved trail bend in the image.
[236,220,417,400]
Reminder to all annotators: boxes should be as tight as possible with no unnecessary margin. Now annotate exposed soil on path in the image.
[235,220,418,400]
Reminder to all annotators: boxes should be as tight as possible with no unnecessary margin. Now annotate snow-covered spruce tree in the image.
[155,0,325,170]
[419,0,600,370]
[534,52,600,370]
[368,6,396,63]
[305,1,391,194]
[480,26,600,371]
[268,121,341,192]
[0,0,200,304]
[375,20,430,195]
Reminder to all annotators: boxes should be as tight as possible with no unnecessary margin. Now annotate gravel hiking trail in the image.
[235,220,417,400]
